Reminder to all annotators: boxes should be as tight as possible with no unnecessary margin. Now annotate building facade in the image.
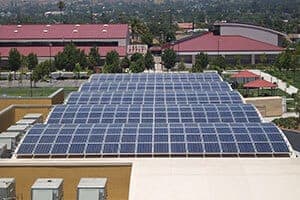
[167,23,286,65]
[0,24,129,64]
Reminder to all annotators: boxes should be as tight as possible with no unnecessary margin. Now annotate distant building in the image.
[0,24,129,65]
[288,34,300,43]
[167,23,286,65]
[177,23,194,33]
[213,22,289,47]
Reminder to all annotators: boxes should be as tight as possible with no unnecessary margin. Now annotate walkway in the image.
[249,69,298,95]
[264,112,299,122]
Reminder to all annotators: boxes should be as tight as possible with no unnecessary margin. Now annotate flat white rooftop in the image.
[1,158,300,200]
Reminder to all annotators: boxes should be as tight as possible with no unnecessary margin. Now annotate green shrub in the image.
[272,117,299,130]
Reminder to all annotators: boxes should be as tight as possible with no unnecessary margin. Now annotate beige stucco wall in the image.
[0,165,131,200]
[245,96,283,117]
[0,88,64,132]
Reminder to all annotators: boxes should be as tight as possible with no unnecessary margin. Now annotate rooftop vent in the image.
[103,24,108,27]
[102,29,107,33]
[14,30,18,33]
[46,24,51,27]
[75,24,80,27]
[43,29,48,33]
[17,25,22,28]
[73,29,78,33]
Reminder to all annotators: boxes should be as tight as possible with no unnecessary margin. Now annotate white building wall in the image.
[220,26,278,46]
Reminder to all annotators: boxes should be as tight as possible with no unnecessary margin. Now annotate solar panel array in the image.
[89,73,222,82]
[47,104,261,124]
[67,91,243,105]
[16,73,291,158]
[80,81,231,92]
[17,123,289,156]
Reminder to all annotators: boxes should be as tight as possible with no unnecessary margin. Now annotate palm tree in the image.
[130,18,148,41]
[57,1,65,23]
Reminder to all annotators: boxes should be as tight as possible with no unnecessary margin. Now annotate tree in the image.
[57,1,65,23]
[192,53,208,72]
[8,48,21,72]
[88,46,101,68]
[103,50,122,73]
[130,53,144,62]
[234,55,242,66]
[162,48,176,71]
[32,60,52,85]
[7,72,13,87]
[130,58,145,73]
[259,53,268,65]
[130,18,149,41]
[120,57,131,70]
[165,31,176,43]
[275,50,293,71]
[177,59,186,71]
[73,63,81,79]
[210,55,227,69]
[26,53,38,70]
[144,51,155,70]
[141,32,154,47]
[54,43,87,71]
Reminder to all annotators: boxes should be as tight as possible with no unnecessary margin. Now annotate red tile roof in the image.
[243,79,277,88]
[0,24,129,40]
[169,32,283,52]
[0,46,126,57]
[231,70,260,78]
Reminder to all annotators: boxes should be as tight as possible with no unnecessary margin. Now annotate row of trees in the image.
[4,43,156,83]
[5,44,102,73]
[103,50,155,73]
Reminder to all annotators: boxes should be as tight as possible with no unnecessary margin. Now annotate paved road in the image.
[0,79,86,88]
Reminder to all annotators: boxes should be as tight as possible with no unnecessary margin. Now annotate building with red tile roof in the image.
[244,79,277,88]
[167,32,284,65]
[231,70,261,84]
[231,70,260,78]
[0,24,129,64]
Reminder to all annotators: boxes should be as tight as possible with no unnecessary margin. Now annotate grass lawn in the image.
[283,70,300,89]
[0,87,78,98]
[238,88,291,98]
[265,70,300,89]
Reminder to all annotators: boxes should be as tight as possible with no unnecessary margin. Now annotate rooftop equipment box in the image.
[16,119,38,126]
[0,178,16,200]
[0,132,22,150]
[77,178,107,200]
[31,178,63,200]
[23,113,43,123]
[6,125,30,135]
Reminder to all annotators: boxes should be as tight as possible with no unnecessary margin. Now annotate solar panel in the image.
[80,81,231,92]
[16,123,291,157]
[89,73,222,82]
[46,104,261,124]
[66,91,243,104]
